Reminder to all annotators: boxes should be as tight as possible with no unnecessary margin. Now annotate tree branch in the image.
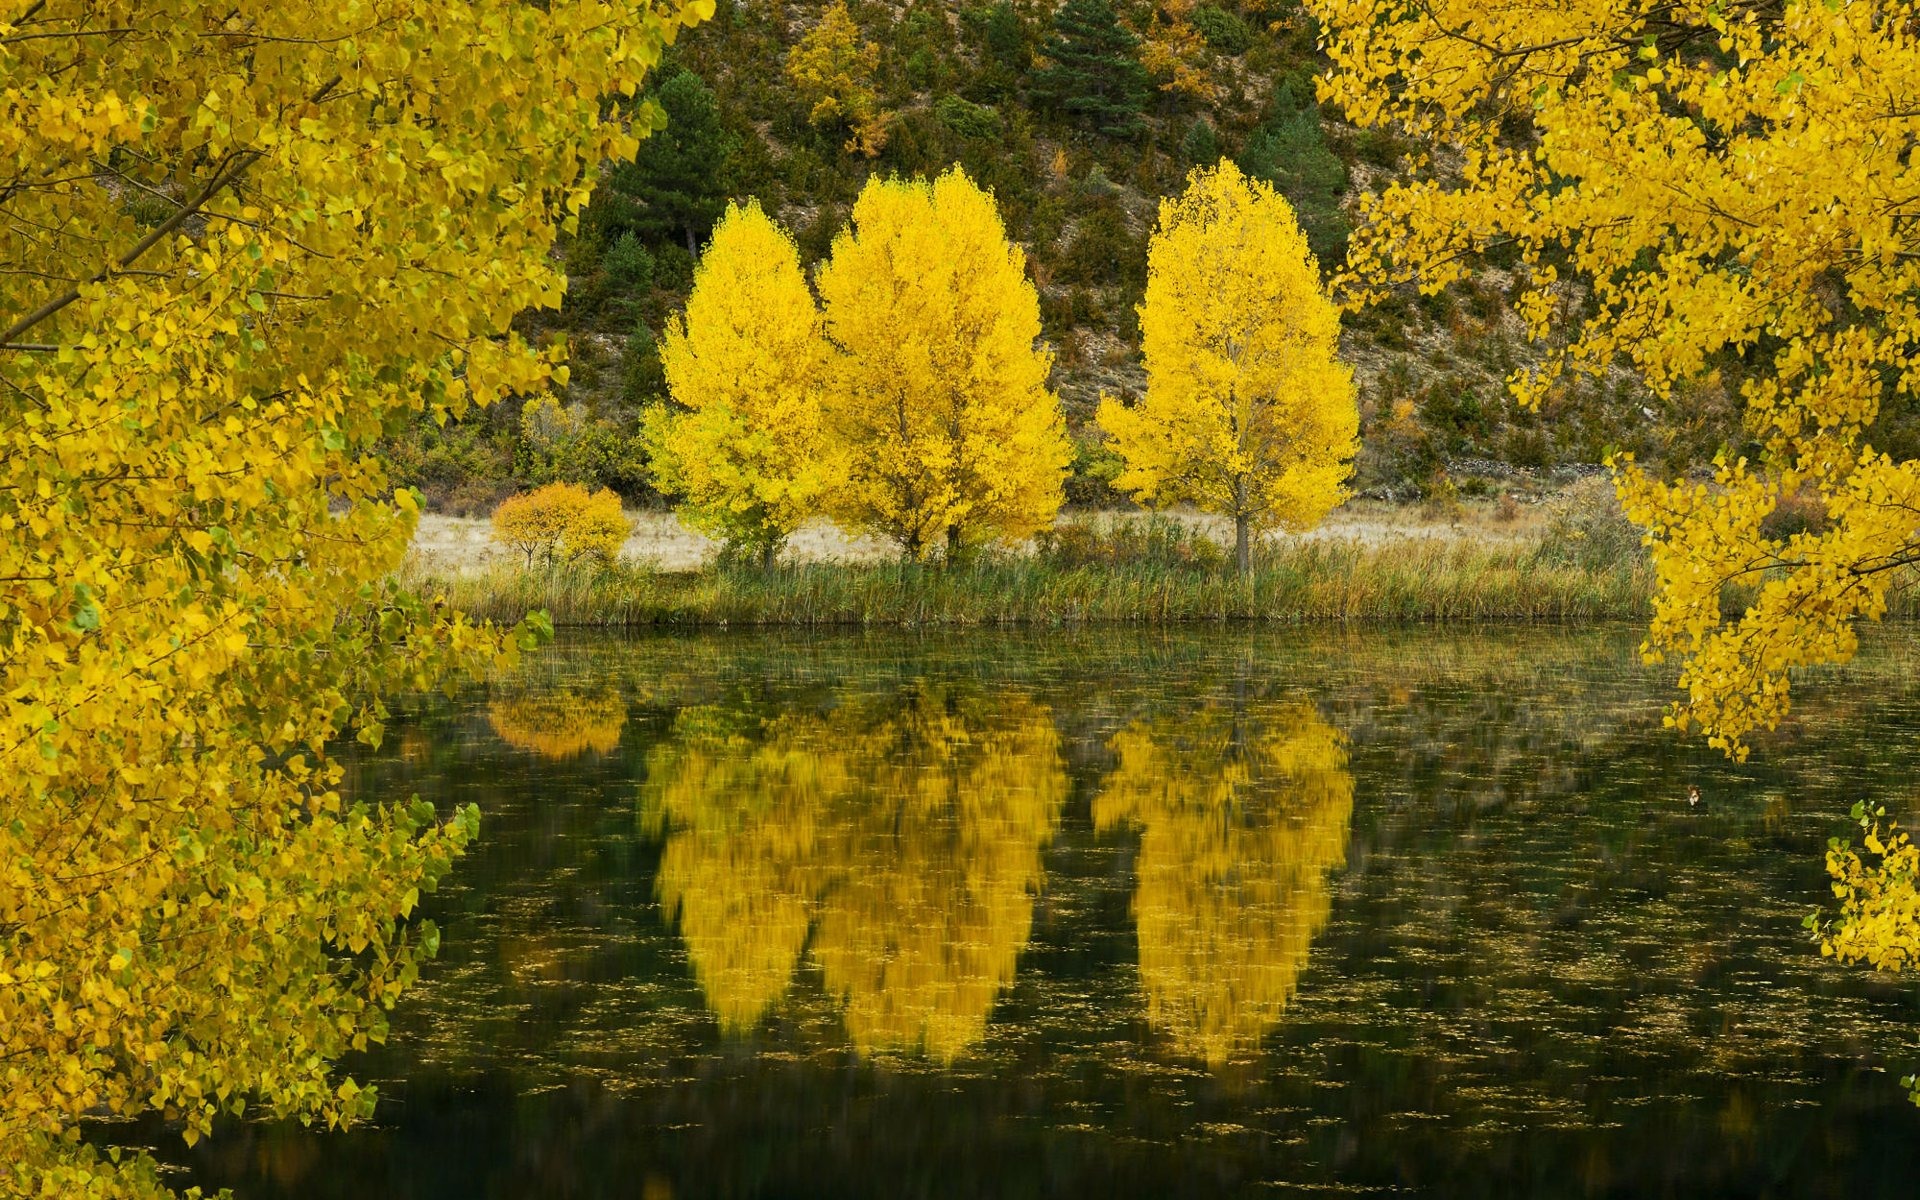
[0,149,260,345]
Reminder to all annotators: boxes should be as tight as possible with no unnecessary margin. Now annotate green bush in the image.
[1035,514,1230,572]
[935,94,1003,139]
[621,322,667,407]
[1190,5,1253,54]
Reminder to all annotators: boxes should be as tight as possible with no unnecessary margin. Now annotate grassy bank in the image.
[411,537,1656,628]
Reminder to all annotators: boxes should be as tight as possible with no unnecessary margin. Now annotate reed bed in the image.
[409,537,1660,628]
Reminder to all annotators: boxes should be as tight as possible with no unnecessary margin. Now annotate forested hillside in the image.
[385,0,1734,514]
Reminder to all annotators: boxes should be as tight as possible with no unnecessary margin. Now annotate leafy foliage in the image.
[490,483,632,570]
[816,169,1073,560]
[1140,0,1220,101]
[1189,4,1254,54]
[786,0,890,156]
[1314,0,1920,759]
[0,0,706,1192]
[935,94,1004,139]
[644,201,828,564]
[1098,162,1358,573]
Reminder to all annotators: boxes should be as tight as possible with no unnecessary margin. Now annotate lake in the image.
[136,626,1920,1197]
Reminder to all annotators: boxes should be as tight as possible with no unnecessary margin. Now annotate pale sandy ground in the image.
[409,498,1553,575]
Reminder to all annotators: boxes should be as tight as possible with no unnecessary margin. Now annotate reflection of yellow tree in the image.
[488,689,626,758]
[640,688,1067,1061]
[1095,700,1353,1067]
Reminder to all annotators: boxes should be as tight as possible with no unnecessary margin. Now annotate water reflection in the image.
[638,683,1067,1061]
[1095,700,1354,1065]
[488,687,626,758]
[134,628,1920,1200]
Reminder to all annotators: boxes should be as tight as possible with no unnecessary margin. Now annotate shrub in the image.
[1532,477,1644,572]
[1181,118,1219,166]
[490,482,631,569]
[621,321,668,406]
[1189,5,1252,54]
[936,94,1003,139]
[1035,514,1229,571]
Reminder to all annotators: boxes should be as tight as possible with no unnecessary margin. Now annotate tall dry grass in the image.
[406,535,1656,628]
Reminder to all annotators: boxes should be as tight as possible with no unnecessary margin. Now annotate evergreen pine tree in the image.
[593,68,740,255]
[1238,87,1351,270]
[1031,0,1150,139]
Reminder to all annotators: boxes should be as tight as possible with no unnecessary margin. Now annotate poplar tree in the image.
[816,168,1072,561]
[0,0,711,1192]
[1098,161,1358,576]
[1311,0,1920,1023]
[645,201,827,568]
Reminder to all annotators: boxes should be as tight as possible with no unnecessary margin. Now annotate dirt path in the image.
[409,499,1549,575]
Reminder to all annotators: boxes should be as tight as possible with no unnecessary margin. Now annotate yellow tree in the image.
[644,200,827,568]
[785,0,890,157]
[1309,0,1920,1074]
[1098,161,1358,575]
[490,482,631,569]
[0,0,708,1194]
[816,168,1073,561]
[1095,700,1354,1067]
[1140,0,1217,102]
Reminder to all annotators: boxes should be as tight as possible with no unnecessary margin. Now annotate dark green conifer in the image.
[593,68,740,255]
[1031,0,1150,139]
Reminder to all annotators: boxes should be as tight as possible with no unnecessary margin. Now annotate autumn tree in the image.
[644,201,827,567]
[1098,161,1358,575]
[1139,0,1218,103]
[816,168,1072,561]
[0,0,707,1194]
[1095,700,1353,1066]
[786,0,890,157]
[1031,0,1152,139]
[490,483,631,570]
[1310,0,1920,1074]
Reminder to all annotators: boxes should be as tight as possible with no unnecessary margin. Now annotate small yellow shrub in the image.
[491,482,630,569]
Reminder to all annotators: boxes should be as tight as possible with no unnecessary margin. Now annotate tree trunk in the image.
[1233,476,1251,578]
[946,523,962,565]
[760,541,776,571]
[685,225,698,257]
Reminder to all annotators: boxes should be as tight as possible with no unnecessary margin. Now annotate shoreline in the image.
[408,537,1658,629]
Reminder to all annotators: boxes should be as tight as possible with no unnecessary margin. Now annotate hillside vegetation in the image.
[385,0,1739,516]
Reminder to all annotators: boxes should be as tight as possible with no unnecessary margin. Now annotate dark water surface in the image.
[139,626,1920,1197]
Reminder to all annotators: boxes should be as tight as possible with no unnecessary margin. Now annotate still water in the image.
[146,627,1920,1197]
